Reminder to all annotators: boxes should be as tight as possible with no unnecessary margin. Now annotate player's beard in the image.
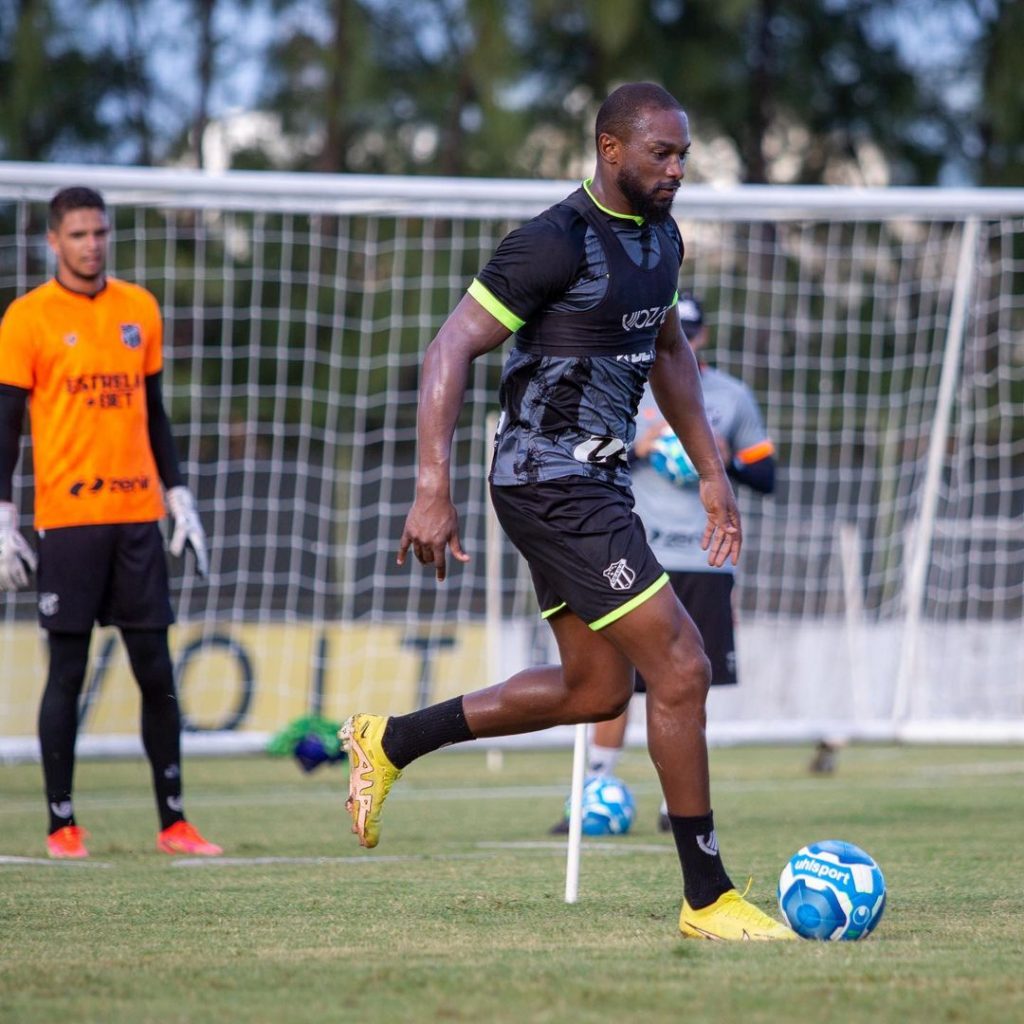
[71,265,104,283]
[616,167,679,223]
[58,249,106,287]
[69,253,105,281]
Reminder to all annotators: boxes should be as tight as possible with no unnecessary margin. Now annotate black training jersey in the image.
[471,182,684,487]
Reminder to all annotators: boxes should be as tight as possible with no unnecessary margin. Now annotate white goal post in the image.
[1,162,1023,761]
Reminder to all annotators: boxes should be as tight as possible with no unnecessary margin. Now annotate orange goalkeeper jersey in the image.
[0,277,167,529]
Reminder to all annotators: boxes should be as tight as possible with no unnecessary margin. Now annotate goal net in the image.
[1,165,1022,759]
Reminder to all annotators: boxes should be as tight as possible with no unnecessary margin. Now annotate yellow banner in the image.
[0,621,491,738]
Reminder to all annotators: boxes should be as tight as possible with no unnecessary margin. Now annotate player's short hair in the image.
[49,187,106,231]
[595,82,684,148]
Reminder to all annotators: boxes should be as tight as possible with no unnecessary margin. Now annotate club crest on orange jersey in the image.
[120,323,142,349]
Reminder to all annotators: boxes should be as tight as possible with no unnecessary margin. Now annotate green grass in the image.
[2,744,1023,1023]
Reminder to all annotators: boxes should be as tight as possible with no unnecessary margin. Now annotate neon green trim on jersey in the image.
[589,573,670,631]
[582,178,644,225]
[468,278,524,332]
[541,601,568,620]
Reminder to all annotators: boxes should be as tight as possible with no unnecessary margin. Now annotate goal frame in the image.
[2,161,1023,760]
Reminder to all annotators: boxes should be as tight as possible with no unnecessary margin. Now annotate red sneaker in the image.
[46,825,89,859]
[157,820,223,856]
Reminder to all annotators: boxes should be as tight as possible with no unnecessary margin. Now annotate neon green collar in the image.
[582,178,645,225]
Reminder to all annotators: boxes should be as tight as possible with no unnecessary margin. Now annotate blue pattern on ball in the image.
[780,879,848,939]
[778,839,886,940]
[564,775,636,835]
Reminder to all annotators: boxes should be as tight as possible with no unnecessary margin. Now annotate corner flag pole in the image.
[564,722,587,903]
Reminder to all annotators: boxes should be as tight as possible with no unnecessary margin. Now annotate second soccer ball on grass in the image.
[563,775,637,836]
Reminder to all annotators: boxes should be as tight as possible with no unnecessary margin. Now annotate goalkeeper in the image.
[0,186,221,860]
[550,292,776,834]
[342,83,793,941]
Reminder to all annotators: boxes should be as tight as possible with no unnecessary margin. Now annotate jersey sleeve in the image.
[139,287,163,376]
[471,212,586,331]
[0,298,38,390]
[730,383,775,465]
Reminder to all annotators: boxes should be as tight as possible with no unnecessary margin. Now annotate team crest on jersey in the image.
[120,323,142,349]
[603,559,636,591]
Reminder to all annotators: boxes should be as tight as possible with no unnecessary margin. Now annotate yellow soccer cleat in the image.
[679,888,798,941]
[340,713,403,849]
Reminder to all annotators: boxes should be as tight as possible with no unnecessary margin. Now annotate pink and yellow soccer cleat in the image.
[157,820,223,856]
[46,825,89,859]
[339,713,403,849]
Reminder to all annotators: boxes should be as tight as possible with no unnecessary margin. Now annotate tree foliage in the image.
[0,0,1019,184]
[0,0,134,160]
[970,0,1024,186]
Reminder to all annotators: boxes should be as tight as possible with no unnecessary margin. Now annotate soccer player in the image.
[341,83,793,940]
[0,186,222,860]
[549,292,776,834]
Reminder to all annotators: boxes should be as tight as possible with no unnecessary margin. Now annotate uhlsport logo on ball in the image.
[564,775,636,835]
[777,839,886,940]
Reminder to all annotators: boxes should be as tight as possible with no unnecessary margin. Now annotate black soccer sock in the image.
[122,629,185,831]
[668,810,735,910]
[39,632,91,834]
[381,696,475,769]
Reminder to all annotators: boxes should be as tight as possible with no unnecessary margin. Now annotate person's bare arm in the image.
[647,312,742,567]
[397,294,512,581]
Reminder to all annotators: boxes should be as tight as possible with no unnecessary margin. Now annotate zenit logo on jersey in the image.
[67,475,153,497]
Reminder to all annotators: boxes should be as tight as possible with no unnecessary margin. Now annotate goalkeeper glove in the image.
[0,501,38,592]
[166,486,209,579]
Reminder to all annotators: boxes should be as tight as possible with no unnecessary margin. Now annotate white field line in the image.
[0,855,112,867]
[170,842,672,868]
[2,760,1023,819]
[478,841,669,855]
[170,852,499,868]
[1,842,670,870]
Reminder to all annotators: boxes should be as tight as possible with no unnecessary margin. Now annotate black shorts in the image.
[35,522,175,632]
[489,478,668,631]
[635,571,737,689]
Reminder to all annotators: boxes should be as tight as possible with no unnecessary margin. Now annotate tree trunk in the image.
[744,0,775,185]
[316,0,351,172]
[194,0,216,169]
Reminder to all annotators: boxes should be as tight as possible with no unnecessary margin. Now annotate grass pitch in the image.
[1,743,1022,1023]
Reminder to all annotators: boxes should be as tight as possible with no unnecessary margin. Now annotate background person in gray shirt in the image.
[552,293,776,833]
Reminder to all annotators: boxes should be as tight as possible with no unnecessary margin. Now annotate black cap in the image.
[677,292,704,330]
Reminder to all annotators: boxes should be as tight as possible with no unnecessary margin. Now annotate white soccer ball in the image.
[778,839,886,940]
[564,775,636,836]
[648,428,699,487]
